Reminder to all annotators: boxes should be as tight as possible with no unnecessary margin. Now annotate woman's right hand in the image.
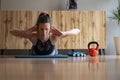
[25,25,37,36]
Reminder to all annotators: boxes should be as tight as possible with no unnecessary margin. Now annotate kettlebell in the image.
[88,41,99,57]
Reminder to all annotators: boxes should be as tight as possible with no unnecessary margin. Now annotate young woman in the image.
[10,12,80,55]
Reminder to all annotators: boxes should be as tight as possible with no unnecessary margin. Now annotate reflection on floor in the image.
[0,55,120,80]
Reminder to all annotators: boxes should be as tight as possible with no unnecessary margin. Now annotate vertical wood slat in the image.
[0,11,106,49]
[0,11,6,49]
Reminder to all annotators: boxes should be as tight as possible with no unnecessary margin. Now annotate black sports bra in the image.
[32,39,55,55]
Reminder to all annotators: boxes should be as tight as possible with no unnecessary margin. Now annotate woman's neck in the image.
[38,36,50,43]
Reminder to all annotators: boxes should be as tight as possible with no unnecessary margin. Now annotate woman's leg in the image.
[49,46,58,56]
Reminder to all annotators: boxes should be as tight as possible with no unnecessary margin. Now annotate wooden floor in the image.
[0,55,120,80]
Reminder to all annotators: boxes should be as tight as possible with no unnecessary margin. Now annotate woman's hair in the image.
[36,12,51,26]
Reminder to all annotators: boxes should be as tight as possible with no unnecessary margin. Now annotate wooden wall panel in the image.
[0,11,6,49]
[0,11,106,49]
[4,11,32,49]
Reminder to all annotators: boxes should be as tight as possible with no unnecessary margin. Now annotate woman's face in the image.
[38,23,51,41]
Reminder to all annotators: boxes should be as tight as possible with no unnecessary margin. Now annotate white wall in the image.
[1,0,119,55]
[1,0,66,10]
[1,0,118,17]
[77,0,118,17]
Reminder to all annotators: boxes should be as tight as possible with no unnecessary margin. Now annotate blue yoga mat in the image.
[15,54,69,58]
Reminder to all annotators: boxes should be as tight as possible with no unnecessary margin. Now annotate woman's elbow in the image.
[73,29,80,35]
[10,30,15,35]
[76,29,80,34]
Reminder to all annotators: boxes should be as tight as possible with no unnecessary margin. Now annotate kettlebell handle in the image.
[88,41,99,49]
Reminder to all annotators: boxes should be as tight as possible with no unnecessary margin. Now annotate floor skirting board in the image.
[0,49,105,55]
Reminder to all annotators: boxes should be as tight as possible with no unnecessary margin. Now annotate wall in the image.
[0,0,119,55]
[0,11,106,49]
[1,0,66,10]
[0,0,1,10]
[77,0,118,17]
[1,0,118,17]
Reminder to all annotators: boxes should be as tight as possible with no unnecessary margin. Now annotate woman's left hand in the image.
[50,26,63,37]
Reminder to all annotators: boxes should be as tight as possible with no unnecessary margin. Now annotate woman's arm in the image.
[50,26,80,38]
[10,25,37,38]
[50,26,80,44]
[10,29,28,38]
[61,28,80,38]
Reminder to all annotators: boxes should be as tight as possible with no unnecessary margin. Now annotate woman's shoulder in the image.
[29,36,38,46]
[50,34,58,45]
